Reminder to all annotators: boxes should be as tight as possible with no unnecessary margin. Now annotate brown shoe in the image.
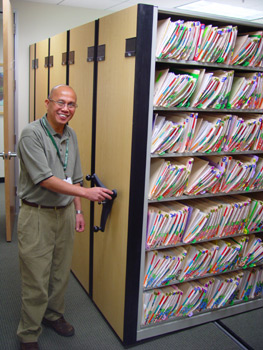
[20,342,39,350]
[42,316,75,337]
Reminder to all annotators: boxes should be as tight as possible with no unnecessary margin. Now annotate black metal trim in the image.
[89,19,100,298]
[34,43,36,120]
[48,38,50,96]
[66,30,70,85]
[123,4,154,346]
[214,320,255,350]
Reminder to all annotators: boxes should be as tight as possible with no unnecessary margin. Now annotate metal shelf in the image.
[153,107,263,113]
[145,230,263,252]
[148,188,263,203]
[156,58,263,72]
[139,296,263,332]
[143,263,263,291]
[137,297,263,340]
[151,150,263,158]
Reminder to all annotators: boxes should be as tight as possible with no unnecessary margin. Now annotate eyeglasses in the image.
[48,99,78,109]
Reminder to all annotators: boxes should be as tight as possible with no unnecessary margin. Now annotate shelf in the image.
[151,150,263,158]
[137,297,263,340]
[153,107,263,113]
[145,230,263,252]
[148,187,263,203]
[156,58,263,72]
[140,296,263,328]
[143,263,263,291]
[138,6,263,344]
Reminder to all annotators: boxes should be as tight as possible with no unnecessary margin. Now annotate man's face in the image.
[45,86,77,131]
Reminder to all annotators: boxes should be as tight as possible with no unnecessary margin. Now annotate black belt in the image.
[22,199,68,210]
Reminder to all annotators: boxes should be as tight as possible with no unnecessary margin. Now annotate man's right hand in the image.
[83,187,114,202]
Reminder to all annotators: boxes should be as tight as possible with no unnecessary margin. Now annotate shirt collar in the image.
[42,114,70,139]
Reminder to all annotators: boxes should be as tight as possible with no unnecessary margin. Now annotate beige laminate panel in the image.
[94,5,137,340]
[29,44,35,122]
[3,0,15,241]
[69,21,95,294]
[35,39,48,119]
[49,31,67,90]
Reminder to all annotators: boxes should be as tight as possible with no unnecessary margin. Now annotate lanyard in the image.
[41,117,69,173]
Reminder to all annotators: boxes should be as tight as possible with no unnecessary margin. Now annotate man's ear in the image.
[44,99,49,109]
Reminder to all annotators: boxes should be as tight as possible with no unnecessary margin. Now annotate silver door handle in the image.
[0,151,17,159]
[7,151,17,159]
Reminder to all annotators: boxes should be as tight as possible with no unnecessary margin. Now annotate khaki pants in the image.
[17,202,75,343]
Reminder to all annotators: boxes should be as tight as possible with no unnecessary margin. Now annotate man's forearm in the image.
[39,175,113,202]
[40,176,85,197]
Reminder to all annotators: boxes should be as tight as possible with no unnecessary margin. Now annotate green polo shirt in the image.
[17,114,83,206]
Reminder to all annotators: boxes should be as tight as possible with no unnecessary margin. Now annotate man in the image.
[17,85,113,350]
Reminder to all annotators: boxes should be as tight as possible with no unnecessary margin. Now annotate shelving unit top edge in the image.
[157,8,263,30]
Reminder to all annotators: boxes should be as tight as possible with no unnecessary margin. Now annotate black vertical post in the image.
[33,43,36,120]
[123,4,154,346]
[66,30,70,85]
[47,38,50,96]
[89,19,99,298]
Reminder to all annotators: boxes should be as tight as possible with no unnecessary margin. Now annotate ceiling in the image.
[19,0,263,19]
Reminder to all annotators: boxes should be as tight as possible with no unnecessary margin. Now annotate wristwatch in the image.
[76,210,83,214]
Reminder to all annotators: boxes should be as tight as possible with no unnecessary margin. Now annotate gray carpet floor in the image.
[1,183,263,350]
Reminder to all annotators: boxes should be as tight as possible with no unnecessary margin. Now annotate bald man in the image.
[17,85,112,350]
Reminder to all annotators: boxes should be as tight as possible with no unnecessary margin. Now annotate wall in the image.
[11,0,109,140]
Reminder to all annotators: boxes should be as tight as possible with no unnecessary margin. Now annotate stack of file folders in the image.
[156,18,263,67]
[230,31,263,67]
[144,234,263,288]
[148,157,194,199]
[151,113,263,154]
[146,195,263,249]
[227,72,263,109]
[153,68,200,107]
[156,18,238,64]
[148,155,263,199]
[210,155,258,193]
[154,69,263,109]
[142,267,263,325]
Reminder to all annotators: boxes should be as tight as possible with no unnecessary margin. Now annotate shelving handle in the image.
[86,174,117,232]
